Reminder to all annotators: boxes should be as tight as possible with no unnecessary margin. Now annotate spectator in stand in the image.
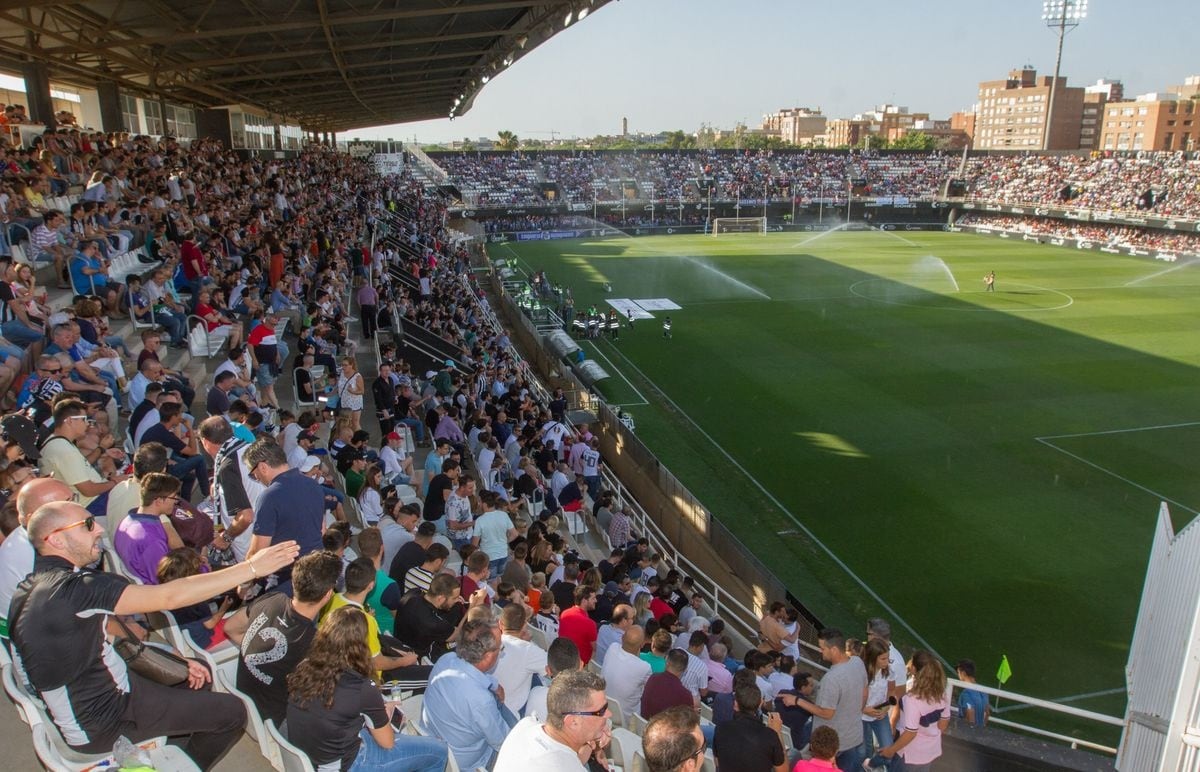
[243,437,324,581]
[955,659,991,728]
[112,472,186,584]
[642,649,700,721]
[642,705,707,772]
[422,618,514,770]
[559,584,599,663]
[493,669,612,772]
[601,625,653,718]
[224,550,343,725]
[793,628,868,772]
[794,726,841,772]
[284,605,448,772]
[495,603,550,716]
[872,651,951,771]
[395,571,483,662]
[9,499,298,769]
[138,401,209,500]
[38,399,129,517]
[712,681,787,772]
[0,477,73,638]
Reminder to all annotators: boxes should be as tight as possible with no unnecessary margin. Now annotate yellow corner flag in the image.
[997,655,1013,685]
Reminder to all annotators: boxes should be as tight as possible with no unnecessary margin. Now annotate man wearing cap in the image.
[341,448,368,498]
[379,430,413,485]
[288,430,317,469]
[433,360,455,397]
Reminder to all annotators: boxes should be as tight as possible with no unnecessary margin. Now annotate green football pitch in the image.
[496,229,1200,725]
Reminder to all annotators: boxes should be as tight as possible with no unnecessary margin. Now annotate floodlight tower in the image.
[1040,0,1088,150]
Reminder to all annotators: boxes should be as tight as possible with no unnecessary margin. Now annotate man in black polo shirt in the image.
[423,458,460,531]
[711,682,787,772]
[394,572,483,662]
[9,499,299,769]
[223,550,342,724]
[389,520,437,586]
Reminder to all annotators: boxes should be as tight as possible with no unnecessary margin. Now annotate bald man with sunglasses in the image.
[8,500,299,770]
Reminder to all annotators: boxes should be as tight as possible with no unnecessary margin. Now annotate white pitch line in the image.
[1035,437,1200,515]
[878,229,920,247]
[1037,420,1200,441]
[601,342,952,667]
[585,341,649,407]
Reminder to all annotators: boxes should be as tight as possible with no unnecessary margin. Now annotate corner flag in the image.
[997,655,1012,685]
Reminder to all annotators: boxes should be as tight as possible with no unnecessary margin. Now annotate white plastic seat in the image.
[29,712,198,771]
[609,727,640,771]
[3,662,41,727]
[264,719,315,772]
[217,669,284,770]
[606,696,626,728]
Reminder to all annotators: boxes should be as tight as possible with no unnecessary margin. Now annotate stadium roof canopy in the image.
[0,0,611,132]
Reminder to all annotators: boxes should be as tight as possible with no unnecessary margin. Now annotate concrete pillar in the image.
[96,81,123,133]
[21,60,54,128]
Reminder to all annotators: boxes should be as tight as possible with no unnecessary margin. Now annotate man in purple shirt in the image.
[113,472,186,583]
[356,279,379,339]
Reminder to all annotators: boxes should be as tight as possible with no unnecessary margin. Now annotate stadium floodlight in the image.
[1039,0,1088,150]
[516,35,528,49]
[563,9,574,27]
[577,6,589,20]
[481,75,490,84]
[503,54,515,67]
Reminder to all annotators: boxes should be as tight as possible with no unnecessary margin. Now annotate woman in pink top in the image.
[875,650,951,771]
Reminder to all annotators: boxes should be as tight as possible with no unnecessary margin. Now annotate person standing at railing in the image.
[869,651,951,772]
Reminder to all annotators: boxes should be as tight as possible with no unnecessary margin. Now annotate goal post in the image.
[711,216,767,236]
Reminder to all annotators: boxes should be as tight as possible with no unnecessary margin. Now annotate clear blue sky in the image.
[343,0,1196,145]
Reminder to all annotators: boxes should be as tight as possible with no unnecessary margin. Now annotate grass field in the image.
[496,229,1200,729]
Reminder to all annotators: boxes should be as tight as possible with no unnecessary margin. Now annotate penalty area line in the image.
[1035,437,1200,516]
[1036,420,1200,441]
[600,341,952,668]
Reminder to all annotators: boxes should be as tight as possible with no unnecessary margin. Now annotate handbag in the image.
[112,615,191,687]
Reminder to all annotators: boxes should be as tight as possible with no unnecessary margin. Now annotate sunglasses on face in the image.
[43,515,96,542]
[562,704,610,718]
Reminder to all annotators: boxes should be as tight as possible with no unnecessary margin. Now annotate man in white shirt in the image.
[494,605,549,717]
[493,669,610,772]
[600,625,652,719]
[287,431,317,469]
[0,478,74,636]
[379,430,413,484]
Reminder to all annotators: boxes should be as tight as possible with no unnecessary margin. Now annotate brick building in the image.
[974,67,1085,150]
[1098,76,1200,152]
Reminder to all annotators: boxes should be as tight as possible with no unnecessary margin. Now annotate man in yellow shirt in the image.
[321,556,431,689]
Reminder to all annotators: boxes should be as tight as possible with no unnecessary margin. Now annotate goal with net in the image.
[710,216,766,235]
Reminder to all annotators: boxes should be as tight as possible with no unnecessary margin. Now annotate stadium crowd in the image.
[434,149,1200,228]
[0,118,994,772]
[435,149,957,207]
[957,212,1200,255]
[959,151,1200,219]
